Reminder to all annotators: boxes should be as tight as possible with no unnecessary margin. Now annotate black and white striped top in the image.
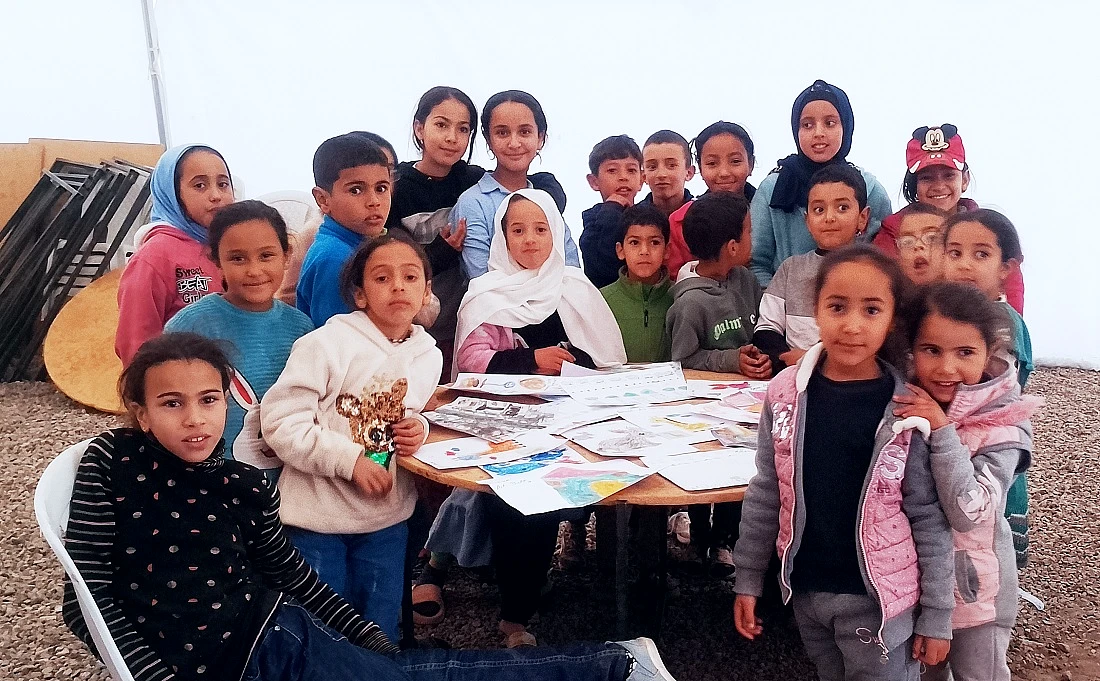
[62,429,397,681]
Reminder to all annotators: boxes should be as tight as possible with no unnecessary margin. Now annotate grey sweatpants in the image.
[792,591,919,681]
[922,623,1011,681]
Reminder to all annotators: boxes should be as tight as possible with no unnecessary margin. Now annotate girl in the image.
[165,200,314,475]
[894,282,1040,681]
[666,121,757,279]
[873,124,1025,314]
[454,89,580,279]
[749,80,893,287]
[62,332,676,681]
[732,244,955,681]
[115,144,233,365]
[941,208,1034,568]
[260,235,442,643]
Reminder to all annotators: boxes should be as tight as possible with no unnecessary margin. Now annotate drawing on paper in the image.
[540,466,647,506]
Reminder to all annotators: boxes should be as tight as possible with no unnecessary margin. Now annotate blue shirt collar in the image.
[318,214,369,249]
[477,172,533,196]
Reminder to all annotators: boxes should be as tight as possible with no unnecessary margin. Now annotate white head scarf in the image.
[453,188,626,377]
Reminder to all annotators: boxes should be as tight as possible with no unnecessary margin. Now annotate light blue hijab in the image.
[149,144,231,244]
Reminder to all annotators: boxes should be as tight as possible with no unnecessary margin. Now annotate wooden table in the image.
[397,369,756,639]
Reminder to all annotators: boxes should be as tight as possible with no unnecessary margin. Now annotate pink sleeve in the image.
[456,324,515,374]
[664,202,693,280]
[873,211,902,257]
[1005,267,1024,314]
[115,251,173,366]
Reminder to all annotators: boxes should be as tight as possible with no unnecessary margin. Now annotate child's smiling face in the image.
[132,360,228,463]
[912,311,990,406]
[916,165,969,212]
[698,133,754,195]
[488,102,543,175]
[642,143,694,204]
[215,219,287,312]
[798,100,844,163]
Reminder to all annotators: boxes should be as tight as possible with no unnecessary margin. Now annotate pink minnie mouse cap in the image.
[906,124,966,173]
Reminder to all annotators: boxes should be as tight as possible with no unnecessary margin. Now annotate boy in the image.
[581,135,645,289]
[600,204,674,362]
[753,164,870,372]
[666,193,769,378]
[894,203,948,285]
[639,130,695,217]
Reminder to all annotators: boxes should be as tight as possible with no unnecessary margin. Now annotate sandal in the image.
[411,583,444,625]
[503,630,537,648]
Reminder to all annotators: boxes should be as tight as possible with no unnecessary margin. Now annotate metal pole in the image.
[140,0,171,148]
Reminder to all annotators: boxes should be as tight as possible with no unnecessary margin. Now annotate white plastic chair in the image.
[34,439,136,681]
[256,190,321,236]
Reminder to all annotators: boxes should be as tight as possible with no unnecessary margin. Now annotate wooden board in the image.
[43,268,125,414]
[398,370,751,506]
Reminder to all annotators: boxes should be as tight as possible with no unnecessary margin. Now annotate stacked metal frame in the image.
[0,159,152,381]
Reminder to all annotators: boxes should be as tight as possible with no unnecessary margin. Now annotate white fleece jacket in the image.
[261,311,442,534]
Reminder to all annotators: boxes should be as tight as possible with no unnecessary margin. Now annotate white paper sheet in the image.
[562,362,690,406]
[564,419,700,458]
[616,405,724,444]
[559,361,601,378]
[479,446,589,477]
[693,401,761,425]
[413,431,564,470]
[652,448,758,491]
[480,460,654,515]
[688,379,769,401]
[450,373,569,396]
[424,397,556,442]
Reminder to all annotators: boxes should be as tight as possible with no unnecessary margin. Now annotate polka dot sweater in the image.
[62,429,396,681]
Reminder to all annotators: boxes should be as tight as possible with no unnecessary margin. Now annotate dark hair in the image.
[175,145,232,209]
[119,333,233,408]
[313,134,390,191]
[814,244,910,364]
[808,163,868,210]
[350,131,398,167]
[902,163,971,204]
[338,233,432,310]
[481,90,548,146]
[643,130,692,167]
[682,193,750,261]
[900,203,950,220]
[902,281,1010,354]
[692,121,755,167]
[412,87,478,162]
[588,135,643,175]
[207,199,290,263]
[619,204,670,243]
[943,209,1024,263]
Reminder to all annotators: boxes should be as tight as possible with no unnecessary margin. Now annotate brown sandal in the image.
[503,630,537,648]
[411,583,445,625]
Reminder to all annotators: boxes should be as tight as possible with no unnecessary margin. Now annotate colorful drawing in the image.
[566,419,699,458]
[481,447,588,477]
[415,432,564,470]
[480,460,654,515]
[424,397,555,442]
[541,466,646,506]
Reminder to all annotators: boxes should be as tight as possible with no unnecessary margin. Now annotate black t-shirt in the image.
[791,367,894,595]
[485,311,596,374]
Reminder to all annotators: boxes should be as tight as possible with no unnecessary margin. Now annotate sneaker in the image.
[667,511,691,545]
[615,637,677,680]
[710,545,735,579]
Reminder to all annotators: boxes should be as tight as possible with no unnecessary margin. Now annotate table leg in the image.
[615,501,630,639]
[634,505,670,639]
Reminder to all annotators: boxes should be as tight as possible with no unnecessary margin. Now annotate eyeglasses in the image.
[895,232,943,251]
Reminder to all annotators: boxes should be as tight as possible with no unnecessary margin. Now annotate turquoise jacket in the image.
[749,166,893,287]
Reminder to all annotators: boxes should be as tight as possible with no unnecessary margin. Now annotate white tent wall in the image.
[2,0,1097,367]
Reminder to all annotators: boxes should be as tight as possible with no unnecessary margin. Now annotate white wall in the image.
[2,0,1097,366]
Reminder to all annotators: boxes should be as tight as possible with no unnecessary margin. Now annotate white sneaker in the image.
[616,637,677,681]
[667,511,691,545]
[711,545,735,578]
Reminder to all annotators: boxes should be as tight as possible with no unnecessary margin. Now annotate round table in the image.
[397,369,755,639]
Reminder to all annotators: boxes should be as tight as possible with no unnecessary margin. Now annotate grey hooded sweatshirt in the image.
[665,265,762,373]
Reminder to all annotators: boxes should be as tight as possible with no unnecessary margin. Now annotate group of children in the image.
[69,79,1039,681]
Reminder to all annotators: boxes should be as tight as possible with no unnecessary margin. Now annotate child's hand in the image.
[778,348,806,367]
[352,456,393,497]
[912,635,950,666]
[605,194,632,208]
[738,345,772,379]
[442,217,467,251]
[893,384,950,430]
[391,417,426,456]
[534,347,575,375]
[733,594,764,640]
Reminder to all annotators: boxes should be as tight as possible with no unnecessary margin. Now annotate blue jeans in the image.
[244,601,632,681]
[286,522,408,642]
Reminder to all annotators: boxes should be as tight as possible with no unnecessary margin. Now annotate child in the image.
[638,130,695,217]
[296,133,396,327]
[873,124,1025,313]
[456,90,580,278]
[262,235,442,642]
[581,135,645,289]
[894,282,1040,681]
[666,192,770,378]
[942,208,1034,568]
[750,79,892,287]
[62,332,677,681]
[666,121,757,278]
[165,200,313,475]
[115,144,233,365]
[733,245,955,681]
[600,204,674,363]
[753,164,870,373]
[893,203,948,285]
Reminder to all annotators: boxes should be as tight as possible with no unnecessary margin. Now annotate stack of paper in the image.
[413,431,564,470]
[423,397,556,442]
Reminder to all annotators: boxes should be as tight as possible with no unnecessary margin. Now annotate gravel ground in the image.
[1,369,1097,680]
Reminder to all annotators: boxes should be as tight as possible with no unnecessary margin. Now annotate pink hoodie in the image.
[115,225,223,365]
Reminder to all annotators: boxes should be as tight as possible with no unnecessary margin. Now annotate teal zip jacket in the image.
[600,267,674,363]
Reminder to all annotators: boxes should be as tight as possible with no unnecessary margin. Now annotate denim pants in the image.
[286,522,408,642]
[243,601,633,681]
